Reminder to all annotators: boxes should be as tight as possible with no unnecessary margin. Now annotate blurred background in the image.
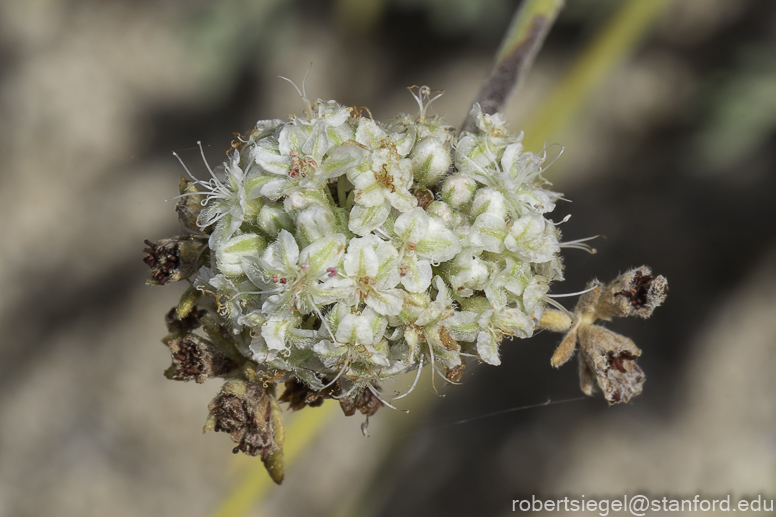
[1,0,775,516]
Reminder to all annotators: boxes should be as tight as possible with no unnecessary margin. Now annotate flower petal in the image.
[470,213,507,253]
[416,217,461,261]
[299,233,346,277]
[476,330,501,365]
[348,201,391,236]
[343,237,380,279]
[393,207,429,245]
[400,255,432,293]
[365,288,404,316]
[336,313,374,345]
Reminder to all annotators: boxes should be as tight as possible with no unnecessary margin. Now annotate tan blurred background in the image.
[1,0,775,516]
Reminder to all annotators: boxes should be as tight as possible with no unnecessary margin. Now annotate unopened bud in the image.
[441,173,476,208]
[410,137,451,186]
[257,203,294,238]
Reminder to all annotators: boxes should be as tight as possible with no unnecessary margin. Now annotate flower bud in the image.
[425,201,452,225]
[216,233,266,277]
[410,137,451,186]
[447,250,489,295]
[471,188,507,220]
[257,202,293,238]
[296,206,336,246]
[441,173,476,208]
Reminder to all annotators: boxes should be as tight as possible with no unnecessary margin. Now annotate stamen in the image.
[537,142,564,173]
[548,214,572,226]
[197,141,219,182]
[278,75,303,98]
[278,64,314,119]
[545,297,574,320]
[320,356,350,390]
[427,341,441,396]
[172,151,200,182]
[367,383,407,413]
[560,235,602,254]
[547,284,598,298]
[392,355,424,401]
[165,191,203,203]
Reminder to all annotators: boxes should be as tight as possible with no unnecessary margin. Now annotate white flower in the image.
[476,304,534,366]
[402,277,475,369]
[504,214,560,263]
[318,235,404,316]
[313,304,392,373]
[194,149,248,246]
[391,208,461,293]
[355,148,415,210]
[243,230,346,318]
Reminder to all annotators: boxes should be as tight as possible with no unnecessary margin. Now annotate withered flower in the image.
[445,361,466,384]
[279,377,341,411]
[203,379,285,484]
[163,333,240,384]
[542,266,667,404]
[142,236,205,285]
[339,385,384,417]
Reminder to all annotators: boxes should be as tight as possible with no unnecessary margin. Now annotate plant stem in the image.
[461,0,564,133]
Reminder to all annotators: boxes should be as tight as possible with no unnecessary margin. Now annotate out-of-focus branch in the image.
[521,0,673,152]
[461,0,564,133]
[211,401,338,517]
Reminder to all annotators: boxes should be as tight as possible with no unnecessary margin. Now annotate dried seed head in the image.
[143,236,205,285]
[339,385,384,417]
[164,333,240,383]
[597,266,668,319]
[279,377,340,411]
[577,325,645,404]
[204,379,285,484]
[548,266,666,403]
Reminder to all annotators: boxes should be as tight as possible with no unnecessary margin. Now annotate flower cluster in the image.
[176,87,562,393]
[145,85,665,483]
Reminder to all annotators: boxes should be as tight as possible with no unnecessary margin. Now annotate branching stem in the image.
[461,0,564,132]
